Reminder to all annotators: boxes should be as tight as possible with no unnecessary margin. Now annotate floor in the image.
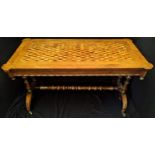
[5,90,140,118]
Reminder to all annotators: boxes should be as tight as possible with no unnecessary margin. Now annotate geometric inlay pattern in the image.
[21,40,134,63]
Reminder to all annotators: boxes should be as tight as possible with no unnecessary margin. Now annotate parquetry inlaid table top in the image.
[2,38,153,77]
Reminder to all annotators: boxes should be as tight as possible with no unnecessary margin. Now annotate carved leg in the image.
[23,77,33,115]
[26,91,32,115]
[117,76,131,117]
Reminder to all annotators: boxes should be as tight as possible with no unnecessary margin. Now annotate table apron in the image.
[9,68,147,77]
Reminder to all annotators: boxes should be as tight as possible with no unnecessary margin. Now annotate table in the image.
[2,39,153,116]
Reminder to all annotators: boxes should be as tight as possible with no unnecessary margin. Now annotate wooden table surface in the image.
[2,38,153,77]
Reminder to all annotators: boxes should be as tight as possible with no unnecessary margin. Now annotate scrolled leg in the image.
[117,76,131,117]
[23,77,33,114]
[26,90,32,115]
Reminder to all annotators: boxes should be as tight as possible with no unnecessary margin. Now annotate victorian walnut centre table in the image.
[2,39,153,116]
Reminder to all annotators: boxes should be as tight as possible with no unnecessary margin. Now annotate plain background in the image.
[0,37,155,118]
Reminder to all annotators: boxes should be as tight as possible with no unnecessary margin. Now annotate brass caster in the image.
[121,111,127,117]
[29,111,33,115]
[140,77,144,80]
[11,77,16,80]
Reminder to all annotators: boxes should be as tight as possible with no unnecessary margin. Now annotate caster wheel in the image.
[121,111,127,117]
[29,111,33,115]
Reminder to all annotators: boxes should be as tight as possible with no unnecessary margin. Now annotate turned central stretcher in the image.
[2,38,153,116]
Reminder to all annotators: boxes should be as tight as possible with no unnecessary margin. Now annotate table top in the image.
[2,39,153,70]
[2,39,153,77]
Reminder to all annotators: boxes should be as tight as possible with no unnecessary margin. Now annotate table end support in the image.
[23,77,33,114]
[117,76,131,117]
